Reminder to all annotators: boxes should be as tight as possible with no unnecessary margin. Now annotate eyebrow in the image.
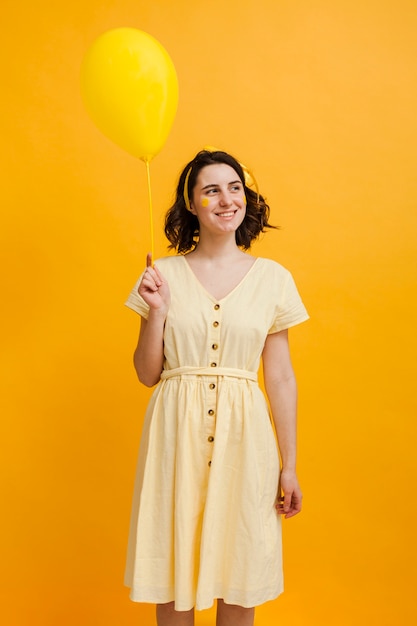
[201,180,242,191]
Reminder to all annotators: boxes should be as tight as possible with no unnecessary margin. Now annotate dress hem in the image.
[126,583,284,612]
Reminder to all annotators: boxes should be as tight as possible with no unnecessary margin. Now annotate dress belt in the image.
[160,366,257,382]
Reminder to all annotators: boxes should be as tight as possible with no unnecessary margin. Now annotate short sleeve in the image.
[125,272,150,319]
[268,270,309,334]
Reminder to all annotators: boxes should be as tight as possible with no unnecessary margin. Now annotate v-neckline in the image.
[181,255,260,303]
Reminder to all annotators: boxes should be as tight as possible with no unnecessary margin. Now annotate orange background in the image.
[1,1,416,624]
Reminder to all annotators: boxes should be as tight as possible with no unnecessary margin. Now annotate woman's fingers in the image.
[140,256,162,292]
[275,490,302,518]
[278,492,290,513]
[138,255,170,312]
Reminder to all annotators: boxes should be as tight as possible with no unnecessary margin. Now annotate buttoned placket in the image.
[206,302,221,468]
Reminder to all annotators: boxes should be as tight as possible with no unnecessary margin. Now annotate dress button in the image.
[210,362,217,367]
[208,409,214,416]
[209,383,215,389]
[208,460,212,467]
[212,344,218,350]
[213,321,219,327]
[208,436,214,442]
[214,304,220,310]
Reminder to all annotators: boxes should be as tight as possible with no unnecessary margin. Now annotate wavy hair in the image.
[164,150,276,253]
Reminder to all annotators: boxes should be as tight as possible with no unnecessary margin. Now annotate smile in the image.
[215,210,236,218]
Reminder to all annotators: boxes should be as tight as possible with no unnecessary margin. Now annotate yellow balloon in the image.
[81,28,179,162]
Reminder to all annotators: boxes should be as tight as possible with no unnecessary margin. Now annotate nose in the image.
[219,190,233,206]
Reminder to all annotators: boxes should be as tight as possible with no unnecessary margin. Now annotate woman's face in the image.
[190,163,246,236]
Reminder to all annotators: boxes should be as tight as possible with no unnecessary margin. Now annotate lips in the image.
[215,210,236,218]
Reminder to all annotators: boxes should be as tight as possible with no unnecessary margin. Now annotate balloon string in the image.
[145,160,155,263]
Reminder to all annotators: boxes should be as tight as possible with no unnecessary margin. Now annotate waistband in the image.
[160,366,257,382]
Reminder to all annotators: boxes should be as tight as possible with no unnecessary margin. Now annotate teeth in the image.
[217,211,235,217]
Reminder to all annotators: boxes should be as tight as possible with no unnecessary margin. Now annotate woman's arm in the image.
[133,254,171,387]
[262,329,302,518]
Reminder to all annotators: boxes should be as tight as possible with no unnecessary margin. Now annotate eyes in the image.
[205,183,243,195]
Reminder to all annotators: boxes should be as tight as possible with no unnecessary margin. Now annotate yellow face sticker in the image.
[202,197,209,207]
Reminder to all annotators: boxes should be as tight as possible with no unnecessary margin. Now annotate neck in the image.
[191,232,244,261]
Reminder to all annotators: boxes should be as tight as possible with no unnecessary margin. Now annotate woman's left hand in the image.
[276,469,303,519]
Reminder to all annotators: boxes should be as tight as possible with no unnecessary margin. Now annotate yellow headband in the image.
[183,146,260,212]
[183,165,193,212]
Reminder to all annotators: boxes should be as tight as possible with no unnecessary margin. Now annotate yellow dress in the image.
[124,255,308,611]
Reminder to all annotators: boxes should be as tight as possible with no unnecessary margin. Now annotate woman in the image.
[124,149,309,626]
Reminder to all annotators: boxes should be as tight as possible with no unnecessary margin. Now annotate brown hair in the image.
[164,150,276,253]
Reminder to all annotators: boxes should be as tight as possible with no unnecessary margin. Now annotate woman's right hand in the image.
[138,253,171,316]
